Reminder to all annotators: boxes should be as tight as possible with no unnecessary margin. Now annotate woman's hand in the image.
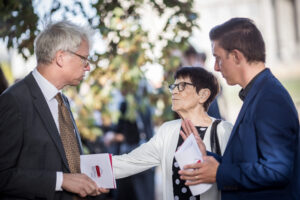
[180,119,207,156]
[179,119,218,185]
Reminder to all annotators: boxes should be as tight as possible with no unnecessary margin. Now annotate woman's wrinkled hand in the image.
[180,119,207,156]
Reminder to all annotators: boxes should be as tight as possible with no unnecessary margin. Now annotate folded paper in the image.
[175,134,212,195]
[81,153,116,189]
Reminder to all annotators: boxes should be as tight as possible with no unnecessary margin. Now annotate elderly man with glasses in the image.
[0,21,108,199]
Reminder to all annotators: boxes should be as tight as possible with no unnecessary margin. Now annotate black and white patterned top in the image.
[172,126,208,200]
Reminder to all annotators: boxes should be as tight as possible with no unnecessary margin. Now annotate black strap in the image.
[210,119,222,156]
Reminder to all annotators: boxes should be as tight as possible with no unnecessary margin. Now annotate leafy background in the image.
[0,0,198,141]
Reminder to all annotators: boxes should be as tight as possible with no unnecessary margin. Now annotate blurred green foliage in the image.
[0,0,38,58]
[0,0,198,141]
[281,79,300,106]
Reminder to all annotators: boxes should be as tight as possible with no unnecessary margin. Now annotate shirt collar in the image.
[239,68,267,101]
[32,68,60,101]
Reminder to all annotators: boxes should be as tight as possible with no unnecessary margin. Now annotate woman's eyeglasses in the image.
[168,82,194,92]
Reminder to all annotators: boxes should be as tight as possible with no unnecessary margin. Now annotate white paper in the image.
[80,153,116,189]
[174,134,212,196]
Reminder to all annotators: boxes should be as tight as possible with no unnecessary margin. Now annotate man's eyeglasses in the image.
[67,51,91,67]
[168,82,195,92]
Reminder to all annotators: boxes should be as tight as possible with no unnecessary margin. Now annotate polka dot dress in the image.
[172,126,207,200]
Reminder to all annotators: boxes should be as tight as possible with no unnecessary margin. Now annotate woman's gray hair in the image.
[34,20,94,65]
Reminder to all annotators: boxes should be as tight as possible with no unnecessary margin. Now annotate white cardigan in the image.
[112,118,233,200]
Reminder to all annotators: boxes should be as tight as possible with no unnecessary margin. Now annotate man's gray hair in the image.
[35,20,94,64]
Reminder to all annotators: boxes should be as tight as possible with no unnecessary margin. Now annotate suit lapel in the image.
[24,73,70,171]
[224,69,271,153]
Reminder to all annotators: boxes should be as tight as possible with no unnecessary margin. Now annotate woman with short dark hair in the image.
[113,66,233,200]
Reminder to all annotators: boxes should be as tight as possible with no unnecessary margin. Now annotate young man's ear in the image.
[199,88,211,104]
[231,49,244,64]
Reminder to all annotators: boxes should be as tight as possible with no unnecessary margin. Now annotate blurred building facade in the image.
[192,0,299,66]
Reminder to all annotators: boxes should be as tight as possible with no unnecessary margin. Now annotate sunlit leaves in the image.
[0,0,38,59]
[0,0,198,141]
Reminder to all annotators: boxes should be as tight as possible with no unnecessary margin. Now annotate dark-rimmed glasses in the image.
[67,51,91,67]
[168,82,195,92]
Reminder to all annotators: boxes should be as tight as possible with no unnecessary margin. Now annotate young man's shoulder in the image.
[259,74,291,100]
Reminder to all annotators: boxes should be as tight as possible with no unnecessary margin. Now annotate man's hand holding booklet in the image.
[80,153,116,189]
[175,134,212,196]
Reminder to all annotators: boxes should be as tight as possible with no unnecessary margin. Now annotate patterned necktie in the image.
[55,93,81,173]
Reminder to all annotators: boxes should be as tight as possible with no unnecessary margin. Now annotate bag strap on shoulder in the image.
[210,119,222,156]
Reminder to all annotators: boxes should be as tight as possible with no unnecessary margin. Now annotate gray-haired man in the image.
[0,21,108,199]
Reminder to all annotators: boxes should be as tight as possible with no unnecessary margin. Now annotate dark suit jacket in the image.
[0,73,91,200]
[209,69,299,200]
[208,99,222,119]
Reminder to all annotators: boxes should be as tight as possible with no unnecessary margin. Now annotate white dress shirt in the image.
[32,68,63,191]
